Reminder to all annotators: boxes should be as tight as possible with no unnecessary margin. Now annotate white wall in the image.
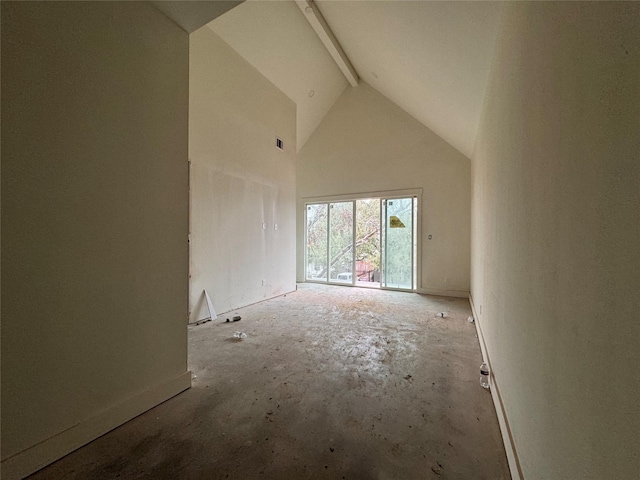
[471,2,640,478]
[297,82,471,296]
[189,27,297,320]
[208,0,348,151]
[1,2,190,478]
[315,0,503,158]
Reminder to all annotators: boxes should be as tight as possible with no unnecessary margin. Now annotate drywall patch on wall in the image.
[189,27,296,319]
[297,82,471,294]
[471,2,640,478]
[1,1,190,476]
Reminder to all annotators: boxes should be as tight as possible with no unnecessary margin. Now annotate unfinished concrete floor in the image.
[29,283,510,479]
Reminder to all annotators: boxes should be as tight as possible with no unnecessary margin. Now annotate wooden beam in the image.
[295,0,359,87]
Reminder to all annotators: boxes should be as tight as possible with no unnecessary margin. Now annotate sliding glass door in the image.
[355,199,381,287]
[328,202,354,283]
[382,197,416,290]
[305,195,417,291]
[306,204,328,281]
[305,201,355,283]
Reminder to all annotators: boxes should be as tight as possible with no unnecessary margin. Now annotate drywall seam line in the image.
[469,294,524,480]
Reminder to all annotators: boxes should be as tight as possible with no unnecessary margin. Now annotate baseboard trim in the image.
[1,371,192,480]
[416,287,469,298]
[469,294,524,480]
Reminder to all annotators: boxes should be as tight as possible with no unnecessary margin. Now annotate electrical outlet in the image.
[274,224,278,230]
[262,222,266,230]
[262,279,266,286]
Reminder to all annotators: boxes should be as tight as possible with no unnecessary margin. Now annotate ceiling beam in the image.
[295,0,359,87]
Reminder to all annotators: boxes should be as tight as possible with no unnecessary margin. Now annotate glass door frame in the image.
[381,196,418,292]
[328,200,356,285]
[303,189,421,291]
[304,200,356,285]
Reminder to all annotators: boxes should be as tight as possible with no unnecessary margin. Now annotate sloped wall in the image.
[208,0,348,152]
[297,82,471,296]
[1,2,190,477]
[471,2,640,478]
[189,27,297,319]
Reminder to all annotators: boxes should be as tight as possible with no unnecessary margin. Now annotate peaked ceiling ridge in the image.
[208,1,502,157]
[314,0,504,158]
[295,0,359,87]
[299,79,471,162]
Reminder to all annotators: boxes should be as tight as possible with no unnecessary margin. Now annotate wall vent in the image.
[276,137,284,150]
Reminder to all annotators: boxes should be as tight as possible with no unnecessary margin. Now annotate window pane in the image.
[329,202,354,283]
[384,198,413,289]
[355,199,380,286]
[306,204,328,281]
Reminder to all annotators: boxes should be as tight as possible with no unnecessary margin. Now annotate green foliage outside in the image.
[306,198,414,287]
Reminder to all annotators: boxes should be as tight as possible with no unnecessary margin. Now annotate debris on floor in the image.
[437,312,448,318]
[193,318,212,326]
[225,315,242,323]
[233,331,247,339]
[31,283,511,480]
[468,316,475,323]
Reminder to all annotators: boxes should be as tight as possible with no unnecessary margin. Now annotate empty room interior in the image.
[1,1,638,479]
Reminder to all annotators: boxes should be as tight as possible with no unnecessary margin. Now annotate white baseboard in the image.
[1,371,192,480]
[469,294,523,480]
[416,287,469,298]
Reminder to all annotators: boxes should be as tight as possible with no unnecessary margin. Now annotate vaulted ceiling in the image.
[209,0,349,151]
[203,0,504,157]
[315,0,503,158]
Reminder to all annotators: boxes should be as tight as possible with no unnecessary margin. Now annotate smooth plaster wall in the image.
[209,0,348,152]
[297,82,471,295]
[189,27,297,320]
[1,1,189,475]
[471,3,640,478]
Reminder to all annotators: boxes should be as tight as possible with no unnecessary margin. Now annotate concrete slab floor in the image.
[28,283,510,479]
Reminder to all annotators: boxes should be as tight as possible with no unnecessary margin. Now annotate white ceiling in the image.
[207,0,504,158]
[209,0,348,151]
[151,1,243,33]
[316,0,503,158]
